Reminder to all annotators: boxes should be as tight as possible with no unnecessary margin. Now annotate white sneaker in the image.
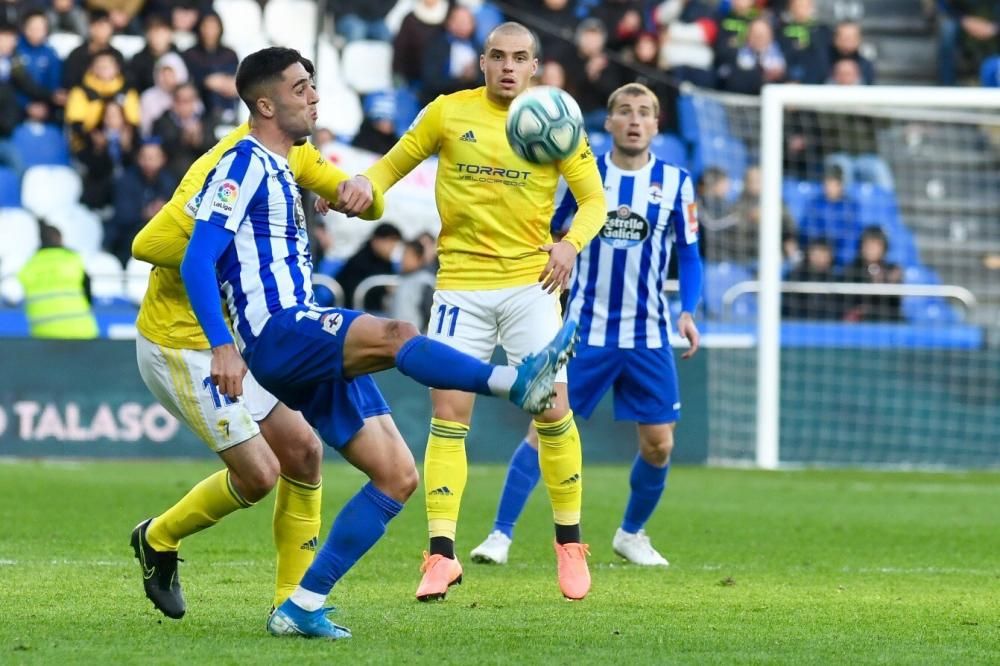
[470,530,512,564]
[612,528,669,566]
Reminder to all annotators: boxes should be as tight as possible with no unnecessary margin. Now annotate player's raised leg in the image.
[613,422,673,566]
[269,412,418,639]
[470,427,540,565]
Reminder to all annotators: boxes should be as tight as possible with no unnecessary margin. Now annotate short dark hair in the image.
[824,163,844,182]
[88,9,111,24]
[21,10,48,28]
[859,225,888,247]
[235,47,315,116]
[39,221,62,248]
[371,222,402,241]
[404,239,425,260]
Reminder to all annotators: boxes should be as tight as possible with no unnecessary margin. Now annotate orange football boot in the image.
[415,551,463,602]
[553,540,590,600]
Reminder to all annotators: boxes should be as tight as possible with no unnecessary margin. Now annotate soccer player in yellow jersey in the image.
[338,22,606,601]
[127,117,386,619]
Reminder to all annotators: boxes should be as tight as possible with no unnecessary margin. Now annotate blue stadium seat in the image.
[781,179,821,224]
[851,183,919,267]
[676,95,698,144]
[703,261,755,320]
[394,86,421,135]
[650,133,687,167]
[587,131,611,157]
[901,265,961,324]
[692,134,747,184]
[11,123,70,169]
[981,56,1000,87]
[0,167,20,207]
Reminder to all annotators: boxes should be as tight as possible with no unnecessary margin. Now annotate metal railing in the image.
[352,275,400,311]
[722,280,978,317]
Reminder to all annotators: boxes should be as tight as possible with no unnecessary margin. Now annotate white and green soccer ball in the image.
[505,85,584,164]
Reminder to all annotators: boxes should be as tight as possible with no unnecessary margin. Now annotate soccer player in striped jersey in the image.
[178,47,574,640]
[470,83,703,567]
[335,21,606,602]
[128,62,390,618]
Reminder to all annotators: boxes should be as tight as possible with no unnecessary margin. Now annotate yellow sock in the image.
[146,469,252,551]
[424,418,469,541]
[534,411,583,526]
[272,474,322,608]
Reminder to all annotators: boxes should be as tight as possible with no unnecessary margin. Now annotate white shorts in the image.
[135,335,279,453]
[427,284,567,382]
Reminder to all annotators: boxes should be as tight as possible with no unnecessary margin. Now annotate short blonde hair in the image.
[606,82,660,116]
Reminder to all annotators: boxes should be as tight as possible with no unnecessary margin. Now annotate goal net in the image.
[684,84,1000,469]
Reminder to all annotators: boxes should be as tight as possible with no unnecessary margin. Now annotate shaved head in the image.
[485,21,538,58]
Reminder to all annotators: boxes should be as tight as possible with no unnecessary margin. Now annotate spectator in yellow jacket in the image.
[64,48,139,151]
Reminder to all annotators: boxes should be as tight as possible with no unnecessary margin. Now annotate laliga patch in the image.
[211,179,239,215]
[321,311,344,336]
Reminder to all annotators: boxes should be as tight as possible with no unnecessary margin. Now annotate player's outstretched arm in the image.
[291,141,386,220]
[131,210,191,269]
[363,96,445,196]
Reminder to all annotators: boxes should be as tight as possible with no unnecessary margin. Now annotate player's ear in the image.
[604,112,612,133]
[479,53,485,74]
[530,58,538,77]
[256,96,274,119]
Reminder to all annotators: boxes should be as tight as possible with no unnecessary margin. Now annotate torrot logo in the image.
[600,206,650,249]
[456,163,531,187]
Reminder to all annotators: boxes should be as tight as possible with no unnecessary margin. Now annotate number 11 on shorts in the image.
[435,305,460,336]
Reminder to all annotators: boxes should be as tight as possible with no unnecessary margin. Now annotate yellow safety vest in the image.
[18,247,99,339]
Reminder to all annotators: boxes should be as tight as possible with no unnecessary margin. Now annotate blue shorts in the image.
[245,306,391,449]
[567,344,681,424]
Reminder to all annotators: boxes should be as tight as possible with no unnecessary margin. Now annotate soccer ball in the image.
[505,86,584,164]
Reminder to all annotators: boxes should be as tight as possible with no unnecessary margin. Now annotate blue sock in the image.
[493,440,541,539]
[396,336,493,395]
[621,455,669,534]
[299,482,403,595]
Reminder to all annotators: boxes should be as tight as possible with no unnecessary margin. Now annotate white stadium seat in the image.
[315,39,362,136]
[0,208,40,285]
[46,204,103,258]
[214,0,263,51]
[110,34,147,61]
[341,40,393,94]
[125,257,153,304]
[84,251,125,302]
[48,32,83,60]
[264,0,318,54]
[21,165,82,220]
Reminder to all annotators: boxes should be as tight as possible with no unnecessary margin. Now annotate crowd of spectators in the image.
[0,0,987,329]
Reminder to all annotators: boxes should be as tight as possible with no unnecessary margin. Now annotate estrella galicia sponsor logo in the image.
[456,163,531,187]
[600,205,649,249]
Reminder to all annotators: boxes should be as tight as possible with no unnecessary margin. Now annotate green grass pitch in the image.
[0,460,997,664]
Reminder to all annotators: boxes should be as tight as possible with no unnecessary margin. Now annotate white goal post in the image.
[755,85,1000,469]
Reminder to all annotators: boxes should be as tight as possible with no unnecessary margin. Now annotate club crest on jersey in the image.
[212,179,239,215]
[601,205,650,249]
[321,311,344,336]
[648,183,663,204]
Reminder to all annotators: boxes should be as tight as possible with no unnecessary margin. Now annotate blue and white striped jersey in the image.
[194,135,313,350]
[552,152,698,349]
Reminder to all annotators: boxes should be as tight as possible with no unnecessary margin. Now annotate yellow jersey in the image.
[133,123,386,350]
[364,87,605,291]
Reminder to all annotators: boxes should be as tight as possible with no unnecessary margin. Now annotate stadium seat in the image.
[980,56,1000,87]
[110,34,146,61]
[0,273,23,304]
[0,167,20,207]
[395,85,421,134]
[781,179,821,224]
[693,134,747,184]
[125,257,153,304]
[901,265,961,324]
[11,122,71,169]
[341,40,394,94]
[85,251,126,304]
[213,0,263,51]
[851,183,919,267]
[0,207,40,280]
[21,165,82,219]
[650,133,687,167]
[703,261,755,320]
[676,94,698,145]
[48,31,83,60]
[264,0,318,54]
[47,204,103,257]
